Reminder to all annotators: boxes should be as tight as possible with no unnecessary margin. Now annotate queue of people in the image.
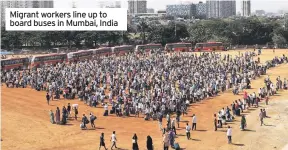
[2,50,288,149]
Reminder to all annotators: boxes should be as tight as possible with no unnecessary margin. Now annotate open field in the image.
[2,49,288,150]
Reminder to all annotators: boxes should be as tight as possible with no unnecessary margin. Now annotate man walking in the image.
[46,93,50,105]
[158,113,163,131]
[99,133,107,150]
[90,112,96,128]
[259,109,264,126]
[81,114,88,129]
[185,123,191,140]
[192,114,197,130]
[227,126,232,144]
[214,114,217,131]
[110,131,117,149]
[163,133,169,150]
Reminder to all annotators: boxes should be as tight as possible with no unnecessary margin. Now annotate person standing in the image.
[259,109,264,126]
[163,133,169,150]
[185,123,191,140]
[99,133,108,150]
[132,133,139,150]
[240,115,246,130]
[265,96,269,105]
[46,93,50,105]
[81,114,88,129]
[110,131,117,149]
[158,113,163,131]
[227,126,232,144]
[146,135,153,150]
[74,107,78,120]
[171,118,176,135]
[55,107,60,124]
[104,103,109,116]
[67,103,71,117]
[49,110,55,124]
[192,114,197,130]
[90,112,96,128]
[214,114,217,131]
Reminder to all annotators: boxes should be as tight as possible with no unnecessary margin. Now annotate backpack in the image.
[92,116,97,121]
[174,143,180,150]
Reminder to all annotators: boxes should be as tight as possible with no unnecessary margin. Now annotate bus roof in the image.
[113,45,133,48]
[33,53,66,58]
[95,47,112,50]
[1,57,27,61]
[196,42,222,44]
[166,43,191,45]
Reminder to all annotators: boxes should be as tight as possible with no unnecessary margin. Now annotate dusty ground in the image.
[2,49,288,150]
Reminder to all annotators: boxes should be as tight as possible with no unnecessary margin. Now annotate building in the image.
[166,4,196,18]
[255,10,265,16]
[196,1,206,17]
[147,8,155,13]
[241,0,251,16]
[115,1,121,8]
[1,0,54,25]
[206,0,236,18]
[31,0,53,8]
[128,0,147,15]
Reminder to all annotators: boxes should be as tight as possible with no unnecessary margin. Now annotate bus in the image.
[30,53,66,68]
[92,47,113,57]
[1,57,29,70]
[164,43,192,52]
[67,50,94,62]
[194,42,225,51]
[135,43,163,53]
[112,45,134,55]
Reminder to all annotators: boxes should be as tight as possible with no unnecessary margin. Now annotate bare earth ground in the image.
[1,49,288,150]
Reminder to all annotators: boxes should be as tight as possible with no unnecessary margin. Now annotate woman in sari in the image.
[132,133,139,150]
[241,115,246,130]
[169,130,175,147]
[55,107,60,124]
[49,110,55,124]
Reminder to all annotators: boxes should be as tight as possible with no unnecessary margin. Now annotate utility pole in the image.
[284,13,287,31]
[174,16,177,38]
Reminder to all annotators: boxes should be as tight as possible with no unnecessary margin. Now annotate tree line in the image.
[1,16,288,50]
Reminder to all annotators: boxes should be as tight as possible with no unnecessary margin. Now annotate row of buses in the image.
[1,42,226,70]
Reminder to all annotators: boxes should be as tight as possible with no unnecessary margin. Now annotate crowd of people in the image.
[2,49,288,149]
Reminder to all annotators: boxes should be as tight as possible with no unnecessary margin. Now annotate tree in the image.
[188,22,211,43]
[137,20,149,44]
[272,34,287,46]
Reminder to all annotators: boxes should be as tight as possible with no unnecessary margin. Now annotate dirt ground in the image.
[2,49,288,150]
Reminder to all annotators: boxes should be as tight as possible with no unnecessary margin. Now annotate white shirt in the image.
[227,128,232,136]
[111,134,116,142]
[192,116,197,123]
[104,104,108,110]
[186,125,191,132]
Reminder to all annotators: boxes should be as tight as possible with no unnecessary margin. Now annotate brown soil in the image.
[2,49,288,150]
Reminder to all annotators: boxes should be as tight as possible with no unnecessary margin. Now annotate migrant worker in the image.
[99,133,108,150]
[49,110,55,124]
[132,133,139,150]
[240,115,246,130]
[55,107,60,124]
[146,135,153,150]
